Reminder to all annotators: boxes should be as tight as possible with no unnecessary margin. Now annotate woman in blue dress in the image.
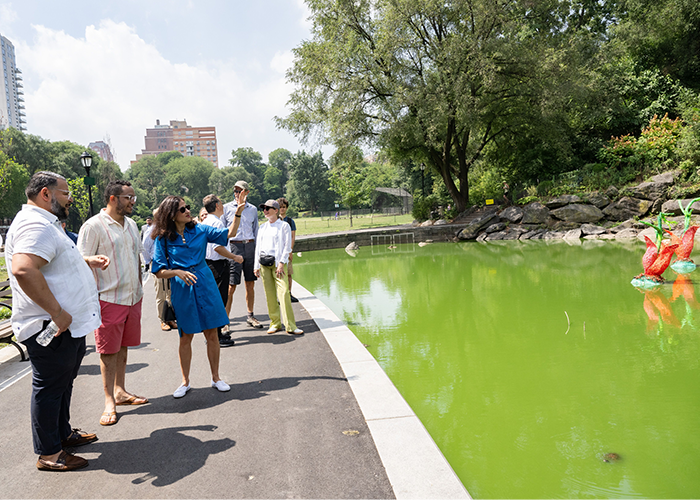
[151,195,245,398]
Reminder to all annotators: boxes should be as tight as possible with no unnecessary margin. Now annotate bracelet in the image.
[54,306,63,319]
[235,214,241,218]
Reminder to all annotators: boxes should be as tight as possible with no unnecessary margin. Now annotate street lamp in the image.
[80,151,94,217]
[420,163,425,197]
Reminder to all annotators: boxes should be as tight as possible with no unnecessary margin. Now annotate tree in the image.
[0,151,29,218]
[268,148,293,181]
[288,150,331,215]
[263,166,285,200]
[329,148,370,226]
[277,0,585,211]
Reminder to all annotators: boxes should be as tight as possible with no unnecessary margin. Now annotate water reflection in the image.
[295,241,700,499]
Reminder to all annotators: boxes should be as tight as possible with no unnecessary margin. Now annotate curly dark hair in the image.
[152,196,195,242]
[103,180,132,205]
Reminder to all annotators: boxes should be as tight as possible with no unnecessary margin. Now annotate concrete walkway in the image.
[0,276,468,499]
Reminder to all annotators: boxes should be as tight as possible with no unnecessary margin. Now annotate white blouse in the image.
[254,218,291,270]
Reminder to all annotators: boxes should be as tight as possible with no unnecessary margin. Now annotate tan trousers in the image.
[153,274,171,322]
[260,264,296,331]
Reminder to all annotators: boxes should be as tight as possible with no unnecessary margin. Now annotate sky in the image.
[0,0,328,170]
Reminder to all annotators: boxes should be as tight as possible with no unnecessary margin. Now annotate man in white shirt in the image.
[201,194,243,347]
[78,180,148,428]
[6,171,109,471]
[222,180,263,328]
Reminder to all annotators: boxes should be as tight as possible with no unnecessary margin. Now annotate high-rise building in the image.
[0,34,26,131]
[88,141,114,163]
[134,119,219,167]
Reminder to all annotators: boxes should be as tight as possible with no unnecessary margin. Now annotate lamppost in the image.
[80,151,94,218]
[420,163,425,197]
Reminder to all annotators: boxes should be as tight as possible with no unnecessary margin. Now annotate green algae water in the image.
[293,239,700,499]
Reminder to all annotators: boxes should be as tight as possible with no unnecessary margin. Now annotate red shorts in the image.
[94,299,143,354]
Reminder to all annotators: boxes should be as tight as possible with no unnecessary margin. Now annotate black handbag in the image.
[259,253,275,267]
[161,238,177,322]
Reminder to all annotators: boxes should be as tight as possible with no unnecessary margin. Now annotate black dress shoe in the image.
[290,295,299,303]
[219,337,236,348]
[61,428,98,448]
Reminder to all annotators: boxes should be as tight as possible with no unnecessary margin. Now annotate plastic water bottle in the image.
[36,321,59,347]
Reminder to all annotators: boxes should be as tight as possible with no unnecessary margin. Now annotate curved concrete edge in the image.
[293,282,471,500]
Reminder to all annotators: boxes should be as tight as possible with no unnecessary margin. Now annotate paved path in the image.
[0,276,468,499]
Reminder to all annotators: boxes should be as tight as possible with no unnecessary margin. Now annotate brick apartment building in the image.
[134,119,219,167]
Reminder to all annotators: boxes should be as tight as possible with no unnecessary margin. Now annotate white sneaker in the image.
[173,384,191,398]
[211,379,230,392]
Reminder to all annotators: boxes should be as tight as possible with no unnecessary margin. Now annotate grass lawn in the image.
[292,213,414,236]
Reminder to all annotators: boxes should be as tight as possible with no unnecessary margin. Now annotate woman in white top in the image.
[253,199,303,335]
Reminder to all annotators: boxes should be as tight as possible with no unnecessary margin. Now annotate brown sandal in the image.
[99,411,117,426]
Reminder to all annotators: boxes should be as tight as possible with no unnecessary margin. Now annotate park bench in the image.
[0,279,27,361]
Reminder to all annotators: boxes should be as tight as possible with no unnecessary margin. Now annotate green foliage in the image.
[288,150,332,215]
[66,177,91,224]
[597,114,686,179]
[411,195,438,221]
[329,148,371,225]
[0,150,29,218]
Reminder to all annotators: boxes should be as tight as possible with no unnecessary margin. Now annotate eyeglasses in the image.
[262,206,276,211]
[178,205,191,213]
[52,188,72,198]
[118,195,137,202]
[234,189,243,194]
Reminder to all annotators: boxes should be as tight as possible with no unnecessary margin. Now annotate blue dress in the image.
[152,224,230,334]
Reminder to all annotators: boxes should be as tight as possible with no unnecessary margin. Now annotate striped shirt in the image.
[77,209,144,306]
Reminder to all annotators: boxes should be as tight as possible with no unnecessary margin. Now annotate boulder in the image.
[553,221,583,231]
[502,231,520,240]
[615,228,638,239]
[485,222,507,233]
[602,197,652,221]
[580,223,606,235]
[610,218,646,232]
[500,206,524,223]
[584,191,611,209]
[545,195,581,209]
[486,231,507,241]
[476,233,489,242]
[434,219,447,225]
[457,212,500,240]
[543,231,567,240]
[564,228,582,240]
[420,220,434,226]
[637,226,657,243]
[604,186,619,199]
[521,202,552,225]
[345,242,359,251]
[651,171,681,184]
[550,203,604,223]
[629,179,672,200]
[661,198,700,216]
[521,229,545,240]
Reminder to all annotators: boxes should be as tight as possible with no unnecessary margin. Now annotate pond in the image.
[293,239,700,499]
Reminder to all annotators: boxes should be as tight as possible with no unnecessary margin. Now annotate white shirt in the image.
[200,213,226,261]
[142,223,155,264]
[78,209,144,306]
[5,204,101,342]
[254,218,292,270]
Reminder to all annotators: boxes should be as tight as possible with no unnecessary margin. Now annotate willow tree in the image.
[277,0,581,211]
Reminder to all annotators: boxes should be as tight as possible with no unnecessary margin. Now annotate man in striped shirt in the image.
[78,180,148,427]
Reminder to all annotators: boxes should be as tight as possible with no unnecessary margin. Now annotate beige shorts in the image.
[287,253,293,276]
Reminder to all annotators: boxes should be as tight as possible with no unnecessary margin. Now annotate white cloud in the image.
[270,50,294,74]
[17,19,305,169]
[0,3,17,29]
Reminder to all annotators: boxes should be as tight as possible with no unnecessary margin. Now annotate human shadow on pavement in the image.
[118,375,348,419]
[78,362,149,377]
[83,424,234,486]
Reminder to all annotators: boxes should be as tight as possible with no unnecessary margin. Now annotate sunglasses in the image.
[118,195,137,202]
[262,206,276,211]
[178,205,191,213]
